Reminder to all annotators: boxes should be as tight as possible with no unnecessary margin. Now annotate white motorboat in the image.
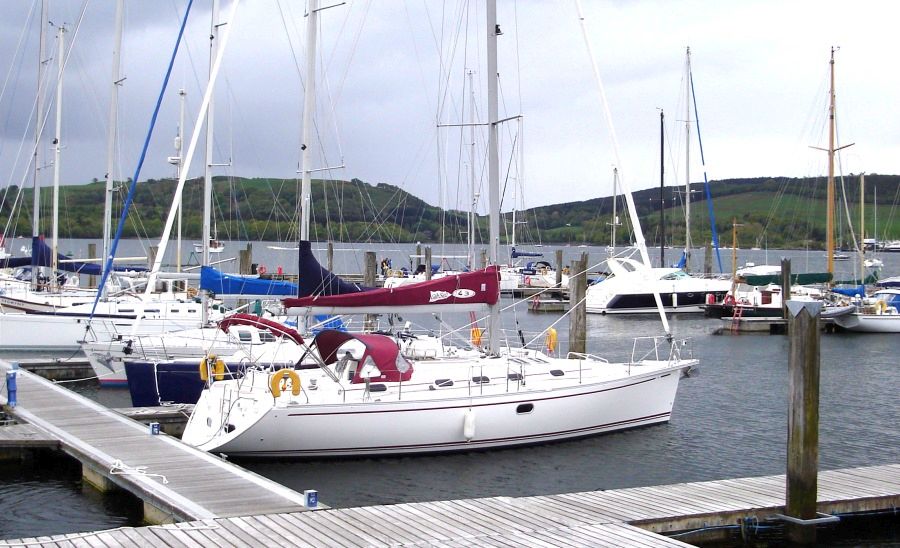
[586,258,731,314]
[182,316,696,457]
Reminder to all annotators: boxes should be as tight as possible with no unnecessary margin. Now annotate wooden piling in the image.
[364,252,377,331]
[415,244,422,271]
[568,252,587,355]
[424,247,433,280]
[238,243,252,275]
[781,258,792,319]
[785,299,822,545]
[327,241,334,272]
[703,242,712,275]
[555,249,563,292]
[87,243,97,288]
[480,249,487,269]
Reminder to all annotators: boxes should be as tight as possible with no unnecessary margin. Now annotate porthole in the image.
[516,403,534,414]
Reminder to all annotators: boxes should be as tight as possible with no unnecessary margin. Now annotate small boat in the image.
[194,239,224,253]
[830,288,900,333]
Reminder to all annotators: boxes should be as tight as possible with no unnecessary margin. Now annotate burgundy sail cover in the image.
[283,266,499,312]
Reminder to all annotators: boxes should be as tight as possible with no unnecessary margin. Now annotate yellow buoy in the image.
[545,328,558,354]
[198,354,225,382]
[470,327,483,347]
[269,368,301,397]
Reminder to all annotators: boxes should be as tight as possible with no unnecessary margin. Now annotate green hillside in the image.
[2,174,898,249]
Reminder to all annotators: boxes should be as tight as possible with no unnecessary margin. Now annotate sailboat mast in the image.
[486,0,501,354]
[859,173,865,280]
[468,69,476,269]
[51,24,66,290]
[201,0,220,323]
[659,109,664,267]
[203,0,220,270]
[32,0,48,290]
[102,0,125,286]
[610,167,618,250]
[175,88,186,272]
[300,0,319,242]
[684,47,691,272]
[826,46,836,277]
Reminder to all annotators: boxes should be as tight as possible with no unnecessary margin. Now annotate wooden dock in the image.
[0,360,314,524]
[3,463,900,546]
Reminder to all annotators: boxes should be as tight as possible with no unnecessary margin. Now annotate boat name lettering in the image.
[429,291,452,302]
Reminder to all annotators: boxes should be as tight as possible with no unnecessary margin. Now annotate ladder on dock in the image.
[731,304,745,331]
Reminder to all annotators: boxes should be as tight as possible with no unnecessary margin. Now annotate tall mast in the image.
[467,69,476,269]
[32,0,48,290]
[51,24,66,291]
[609,167,618,251]
[659,109,665,267]
[826,47,836,277]
[486,0,500,354]
[299,0,319,242]
[174,89,186,272]
[683,47,692,272]
[102,0,125,287]
[859,173,865,281]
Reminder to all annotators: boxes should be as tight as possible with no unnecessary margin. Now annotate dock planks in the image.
[3,361,900,546]
[0,360,310,523]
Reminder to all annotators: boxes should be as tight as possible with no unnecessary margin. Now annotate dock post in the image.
[364,252,377,331]
[415,243,422,271]
[327,241,334,272]
[555,249,564,296]
[480,249,487,269]
[239,243,252,275]
[781,258,791,319]
[424,247,433,280]
[785,299,822,545]
[88,243,97,288]
[568,252,587,355]
[703,243,712,275]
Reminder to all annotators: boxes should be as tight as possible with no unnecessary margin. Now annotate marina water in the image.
[1,240,899,543]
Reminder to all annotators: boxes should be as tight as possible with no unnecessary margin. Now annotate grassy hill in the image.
[2,174,898,249]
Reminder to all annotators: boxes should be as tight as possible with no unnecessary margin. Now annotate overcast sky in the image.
[1,0,897,215]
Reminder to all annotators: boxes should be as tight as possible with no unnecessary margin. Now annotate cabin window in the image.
[145,309,160,313]
[508,372,524,381]
[517,403,534,414]
[170,309,179,314]
[119,309,134,313]
[259,332,276,342]
[434,379,454,388]
[472,375,490,384]
[368,384,387,392]
[238,332,252,343]
[550,369,565,377]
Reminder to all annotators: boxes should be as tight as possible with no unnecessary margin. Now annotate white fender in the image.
[463,409,476,441]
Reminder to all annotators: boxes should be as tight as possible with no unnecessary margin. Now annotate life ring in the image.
[270,368,301,397]
[545,328,558,353]
[198,354,226,382]
[257,265,267,276]
[470,326,483,346]
[723,295,736,305]
[186,286,198,299]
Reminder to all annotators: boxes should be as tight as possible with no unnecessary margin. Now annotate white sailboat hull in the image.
[184,356,692,457]
[832,313,900,333]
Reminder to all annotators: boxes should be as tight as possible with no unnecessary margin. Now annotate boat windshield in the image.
[661,271,690,281]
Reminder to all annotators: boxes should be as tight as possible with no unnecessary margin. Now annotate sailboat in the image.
[180,0,697,457]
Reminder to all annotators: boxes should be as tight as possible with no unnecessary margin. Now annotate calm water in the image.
[1,241,899,542]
